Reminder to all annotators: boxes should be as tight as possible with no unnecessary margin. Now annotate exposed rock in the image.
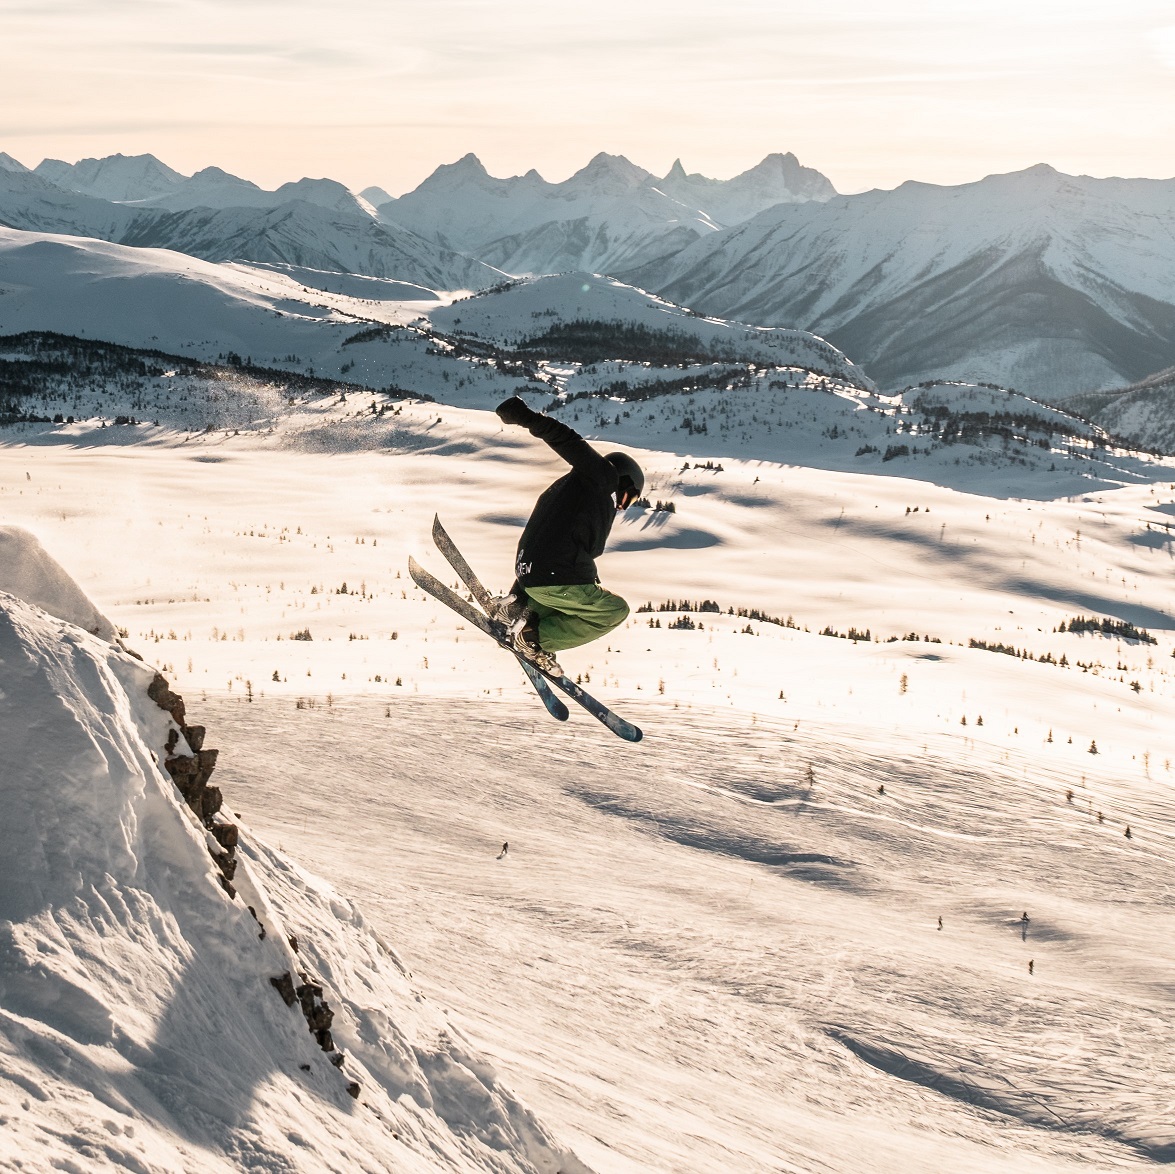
[297,977,338,1052]
[200,784,223,822]
[145,670,348,1086]
[210,821,238,852]
[147,671,186,725]
[270,972,298,1007]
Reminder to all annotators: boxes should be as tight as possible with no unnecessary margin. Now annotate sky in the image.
[2,0,1173,195]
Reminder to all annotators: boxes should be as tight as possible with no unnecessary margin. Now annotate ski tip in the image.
[431,512,444,536]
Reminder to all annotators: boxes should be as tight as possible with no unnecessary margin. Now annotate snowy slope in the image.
[0,230,874,414]
[1065,366,1175,454]
[379,151,835,276]
[0,537,588,1173]
[0,526,115,638]
[3,430,1175,1171]
[0,166,138,240]
[629,164,1175,397]
[0,228,376,367]
[134,173,373,217]
[429,272,869,386]
[0,228,501,392]
[119,200,499,289]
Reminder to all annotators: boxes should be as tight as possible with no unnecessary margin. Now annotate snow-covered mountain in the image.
[378,151,836,276]
[360,184,395,207]
[31,153,371,217]
[628,164,1175,398]
[0,168,497,291]
[0,165,139,239]
[119,200,499,289]
[0,531,588,1172]
[35,152,187,201]
[0,151,30,173]
[133,171,373,217]
[1066,366,1175,453]
[654,152,835,226]
[430,271,869,386]
[0,227,473,387]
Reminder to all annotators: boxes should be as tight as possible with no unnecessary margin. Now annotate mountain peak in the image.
[0,151,30,173]
[749,151,799,173]
[32,153,188,202]
[191,165,244,182]
[360,185,394,207]
[565,153,652,191]
[449,152,490,176]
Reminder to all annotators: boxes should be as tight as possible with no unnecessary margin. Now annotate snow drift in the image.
[0,530,587,1173]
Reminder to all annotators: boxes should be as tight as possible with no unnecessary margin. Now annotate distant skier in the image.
[497,841,509,859]
[492,396,643,675]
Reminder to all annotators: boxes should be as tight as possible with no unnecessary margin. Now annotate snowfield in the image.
[2,400,1175,1169]
[0,538,588,1174]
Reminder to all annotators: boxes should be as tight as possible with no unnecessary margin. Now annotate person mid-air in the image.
[492,396,644,676]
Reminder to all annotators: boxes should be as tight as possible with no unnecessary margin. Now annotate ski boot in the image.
[490,590,531,632]
[513,615,563,677]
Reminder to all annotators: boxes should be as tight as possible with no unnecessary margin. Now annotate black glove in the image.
[495,396,538,427]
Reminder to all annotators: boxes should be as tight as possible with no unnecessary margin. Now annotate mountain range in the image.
[626,165,1175,398]
[374,151,834,274]
[0,158,497,292]
[3,148,1175,397]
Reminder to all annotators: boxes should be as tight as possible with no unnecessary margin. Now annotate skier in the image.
[492,396,643,675]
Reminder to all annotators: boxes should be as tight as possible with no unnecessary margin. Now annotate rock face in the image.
[148,671,236,887]
[145,669,347,1065]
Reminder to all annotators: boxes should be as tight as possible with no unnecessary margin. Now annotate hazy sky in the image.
[2,0,1173,195]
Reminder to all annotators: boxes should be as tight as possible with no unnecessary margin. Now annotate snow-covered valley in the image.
[2,405,1175,1169]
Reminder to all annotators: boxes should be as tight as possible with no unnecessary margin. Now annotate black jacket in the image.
[514,415,620,587]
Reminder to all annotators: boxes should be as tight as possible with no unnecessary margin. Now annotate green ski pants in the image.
[524,583,630,652]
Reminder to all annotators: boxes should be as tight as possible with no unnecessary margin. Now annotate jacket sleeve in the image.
[526,414,618,492]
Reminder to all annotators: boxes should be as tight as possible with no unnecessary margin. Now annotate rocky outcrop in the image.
[146,670,353,1087]
[148,672,237,892]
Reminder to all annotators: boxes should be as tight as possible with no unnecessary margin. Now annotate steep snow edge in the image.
[0,551,589,1173]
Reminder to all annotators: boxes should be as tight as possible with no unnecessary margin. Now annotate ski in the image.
[408,555,643,742]
[429,515,569,723]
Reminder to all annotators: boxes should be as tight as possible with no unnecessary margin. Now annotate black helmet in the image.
[605,451,644,500]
